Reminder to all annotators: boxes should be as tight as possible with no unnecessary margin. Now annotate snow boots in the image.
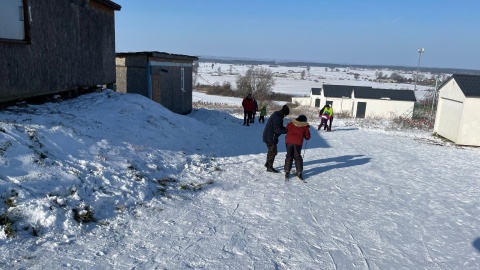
[265,160,279,173]
[267,167,279,173]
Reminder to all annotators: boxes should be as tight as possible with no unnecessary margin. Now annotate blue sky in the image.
[114,0,480,70]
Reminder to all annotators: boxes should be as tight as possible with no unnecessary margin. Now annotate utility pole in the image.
[414,48,425,91]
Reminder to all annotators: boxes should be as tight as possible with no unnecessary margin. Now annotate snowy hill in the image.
[196,61,439,100]
[1,90,480,269]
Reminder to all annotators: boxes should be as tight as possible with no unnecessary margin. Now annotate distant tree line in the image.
[200,57,480,75]
[375,71,448,86]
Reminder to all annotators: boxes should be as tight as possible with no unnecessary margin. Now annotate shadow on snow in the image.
[302,155,371,178]
[189,109,332,158]
[473,238,480,253]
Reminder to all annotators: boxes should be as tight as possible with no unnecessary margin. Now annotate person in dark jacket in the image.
[284,115,311,180]
[251,98,259,123]
[242,94,255,126]
[262,105,290,173]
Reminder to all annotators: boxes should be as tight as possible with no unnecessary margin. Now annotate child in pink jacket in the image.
[317,111,330,131]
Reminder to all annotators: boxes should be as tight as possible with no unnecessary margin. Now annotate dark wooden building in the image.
[116,51,198,115]
[0,0,121,103]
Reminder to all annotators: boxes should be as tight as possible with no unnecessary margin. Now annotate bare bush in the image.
[236,66,275,102]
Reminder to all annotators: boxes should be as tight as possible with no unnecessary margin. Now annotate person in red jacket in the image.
[241,94,255,126]
[284,115,311,180]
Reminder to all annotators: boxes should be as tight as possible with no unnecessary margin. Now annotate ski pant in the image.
[251,111,256,123]
[265,143,278,169]
[284,143,303,173]
[243,110,253,125]
[259,115,265,123]
[328,116,333,131]
[318,118,329,130]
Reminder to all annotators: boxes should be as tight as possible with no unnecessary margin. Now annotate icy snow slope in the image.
[1,90,479,269]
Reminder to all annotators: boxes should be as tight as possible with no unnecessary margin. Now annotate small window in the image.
[0,0,30,43]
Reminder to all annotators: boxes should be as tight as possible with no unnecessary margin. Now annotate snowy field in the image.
[1,89,479,269]
[196,61,438,101]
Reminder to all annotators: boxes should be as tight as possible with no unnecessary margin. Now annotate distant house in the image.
[292,84,416,119]
[291,88,320,107]
[116,51,198,115]
[353,87,417,119]
[434,74,480,146]
[0,0,121,103]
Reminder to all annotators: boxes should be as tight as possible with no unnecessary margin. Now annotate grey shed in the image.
[116,51,199,115]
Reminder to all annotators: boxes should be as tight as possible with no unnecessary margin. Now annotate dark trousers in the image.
[243,110,252,125]
[259,115,265,123]
[328,116,333,131]
[251,111,256,123]
[265,143,278,168]
[284,144,303,173]
[318,118,329,130]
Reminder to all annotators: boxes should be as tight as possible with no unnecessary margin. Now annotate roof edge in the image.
[91,0,122,10]
[116,51,199,61]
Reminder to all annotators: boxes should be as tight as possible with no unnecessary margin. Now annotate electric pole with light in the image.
[414,48,425,91]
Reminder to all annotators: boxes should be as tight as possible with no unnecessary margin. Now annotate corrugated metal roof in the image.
[355,88,416,101]
[452,74,480,97]
[116,51,199,61]
[323,84,370,98]
[316,84,416,101]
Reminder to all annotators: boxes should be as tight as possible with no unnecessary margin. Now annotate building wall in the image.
[434,80,466,144]
[292,97,311,106]
[311,95,322,107]
[326,97,354,116]
[353,99,414,119]
[438,79,466,101]
[116,55,194,115]
[149,58,193,115]
[115,55,149,97]
[0,0,118,102]
[434,97,463,142]
[456,98,480,146]
[296,91,411,119]
[77,0,117,87]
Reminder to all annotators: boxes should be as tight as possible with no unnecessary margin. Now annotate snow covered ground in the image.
[1,89,479,269]
[196,62,438,101]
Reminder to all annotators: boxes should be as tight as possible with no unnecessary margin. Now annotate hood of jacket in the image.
[291,119,309,127]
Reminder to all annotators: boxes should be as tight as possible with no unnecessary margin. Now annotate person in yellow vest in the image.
[324,104,333,131]
[317,104,334,131]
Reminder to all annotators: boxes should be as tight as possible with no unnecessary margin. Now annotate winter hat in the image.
[281,105,290,116]
[296,115,307,122]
